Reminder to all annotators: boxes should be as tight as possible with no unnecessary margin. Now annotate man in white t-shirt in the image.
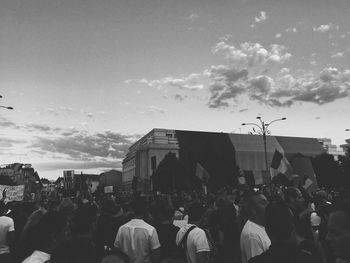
[176,202,210,263]
[114,196,161,263]
[0,196,15,263]
[240,192,271,263]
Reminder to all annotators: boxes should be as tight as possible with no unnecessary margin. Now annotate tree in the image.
[312,153,343,190]
[152,152,186,193]
[338,146,350,187]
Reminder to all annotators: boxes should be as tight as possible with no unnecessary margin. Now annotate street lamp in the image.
[0,106,13,110]
[0,95,14,110]
[242,117,287,172]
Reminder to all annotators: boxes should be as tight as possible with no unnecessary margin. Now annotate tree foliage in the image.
[152,152,187,193]
[312,153,343,189]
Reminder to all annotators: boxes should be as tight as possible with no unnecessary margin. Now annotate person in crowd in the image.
[284,187,313,240]
[326,199,350,263]
[248,203,318,263]
[21,211,67,263]
[100,249,130,263]
[217,194,240,263]
[49,236,98,263]
[154,203,181,261]
[95,199,127,257]
[176,201,211,263]
[114,196,161,263]
[240,191,270,263]
[0,196,15,263]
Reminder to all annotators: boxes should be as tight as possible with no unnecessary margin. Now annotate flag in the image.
[195,163,210,184]
[270,150,293,179]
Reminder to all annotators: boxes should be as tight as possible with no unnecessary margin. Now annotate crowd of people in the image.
[0,183,350,263]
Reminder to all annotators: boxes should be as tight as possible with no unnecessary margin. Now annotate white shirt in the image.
[240,220,271,263]
[114,219,160,263]
[22,250,50,263]
[0,216,15,254]
[176,224,210,263]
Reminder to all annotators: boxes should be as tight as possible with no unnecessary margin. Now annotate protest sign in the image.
[0,185,25,203]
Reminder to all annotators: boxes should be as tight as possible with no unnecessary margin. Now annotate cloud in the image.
[255,11,267,23]
[0,138,26,148]
[188,13,199,22]
[46,108,59,115]
[0,117,18,128]
[286,27,298,33]
[212,41,292,67]
[174,94,186,101]
[125,74,204,90]
[207,64,350,108]
[30,130,137,161]
[331,52,344,58]
[147,106,166,114]
[313,24,332,33]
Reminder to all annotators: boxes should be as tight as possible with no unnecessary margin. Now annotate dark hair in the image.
[284,187,300,203]
[50,237,97,263]
[130,196,147,216]
[101,248,130,263]
[71,203,98,236]
[331,199,350,228]
[265,203,294,241]
[187,201,205,222]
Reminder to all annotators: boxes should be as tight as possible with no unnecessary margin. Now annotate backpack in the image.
[177,225,197,262]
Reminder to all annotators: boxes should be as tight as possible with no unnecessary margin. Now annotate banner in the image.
[104,186,114,194]
[0,185,25,203]
[270,149,293,179]
[195,163,210,184]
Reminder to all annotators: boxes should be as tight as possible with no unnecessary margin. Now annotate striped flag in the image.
[195,163,210,184]
[270,150,293,179]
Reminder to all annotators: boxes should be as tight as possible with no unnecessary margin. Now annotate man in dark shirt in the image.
[155,203,181,261]
[249,203,317,263]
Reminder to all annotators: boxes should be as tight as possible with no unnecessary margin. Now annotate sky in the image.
[1,0,350,180]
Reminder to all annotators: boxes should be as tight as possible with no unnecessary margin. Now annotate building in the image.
[122,129,179,192]
[99,169,122,192]
[317,138,345,160]
[340,139,350,153]
[122,129,325,193]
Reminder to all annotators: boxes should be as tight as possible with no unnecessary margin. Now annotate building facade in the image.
[317,138,345,160]
[122,129,325,194]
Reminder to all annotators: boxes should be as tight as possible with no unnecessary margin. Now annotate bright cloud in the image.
[313,24,332,33]
[212,41,292,67]
[125,73,204,90]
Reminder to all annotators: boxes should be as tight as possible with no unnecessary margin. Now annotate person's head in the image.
[101,199,117,216]
[284,187,305,212]
[158,203,174,223]
[100,249,130,263]
[187,201,205,223]
[50,237,97,263]
[244,191,269,224]
[33,211,68,252]
[130,196,147,217]
[326,199,350,261]
[71,203,98,237]
[265,203,296,243]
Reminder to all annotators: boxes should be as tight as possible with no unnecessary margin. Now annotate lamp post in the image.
[0,106,13,110]
[242,117,286,172]
[0,95,14,110]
